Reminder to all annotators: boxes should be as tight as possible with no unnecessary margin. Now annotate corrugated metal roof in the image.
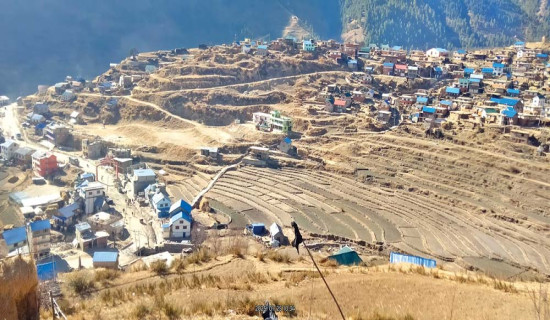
[383,62,394,67]
[134,168,155,177]
[416,96,428,103]
[169,199,192,216]
[446,87,460,94]
[464,68,474,73]
[2,227,27,245]
[29,219,50,232]
[422,106,436,113]
[492,63,505,68]
[93,251,118,263]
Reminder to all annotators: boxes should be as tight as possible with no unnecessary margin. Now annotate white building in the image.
[79,182,105,214]
[426,48,449,58]
[1,140,18,160]
[162,211,191,239]
[0,96,9,106]
[525,94,548,117]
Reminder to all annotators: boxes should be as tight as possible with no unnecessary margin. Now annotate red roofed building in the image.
[333,98,351,112]
[395,64,408,77]
[32,151,57,177]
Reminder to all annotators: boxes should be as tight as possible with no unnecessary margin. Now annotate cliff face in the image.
[0,256,39,320]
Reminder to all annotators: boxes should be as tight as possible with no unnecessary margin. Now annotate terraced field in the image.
[167,171,212,204]
[205,128,550,276]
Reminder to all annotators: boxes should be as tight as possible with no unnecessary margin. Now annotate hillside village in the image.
[1,35,550,319]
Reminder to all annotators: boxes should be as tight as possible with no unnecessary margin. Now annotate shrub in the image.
[319,257,338,267]
[151,260,169,275]
[171,258,187,274]
[186,248,212,265]
[94,268,120,284]
[132,303,152,319]
[266,250,291,263]
[256,250,266,262]
[163,302,182,320]
[67,271,95,295]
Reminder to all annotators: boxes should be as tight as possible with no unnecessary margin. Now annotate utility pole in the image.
[50,291,55,320]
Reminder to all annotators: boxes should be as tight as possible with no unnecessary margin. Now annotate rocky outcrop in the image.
[0,255,39,320]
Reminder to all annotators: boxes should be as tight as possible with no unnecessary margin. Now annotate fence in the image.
[390,251,436,268]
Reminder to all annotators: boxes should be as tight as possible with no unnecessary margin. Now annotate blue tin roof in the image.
[416,96,428,103]
[493,63,505,68]
[93,251,118,263]
[81,173,94,180]
[536,53,548,58]
[440,100,452,106]
[464,68,474,73]
[170,211,192,224]
[29,219,50,232]
[2,227,27,245]
[383,62,394,67]
[491,97,519,106]
[283,137,291,144]
[515,41,525,45]
[422,106,436,113]
[507,88,520,95]
[469,78,481,83]
[547,63,550,67]
[434,67,442,72]
[169,199,192,216]
[134,168,155,177]
[501,107,517,118]
[392,46,402,51]
[303,40,313,45]
[457,49,467,54]
[481,68,494,73]
[348,59,357,64]
[57,202,79,219]
[257,45,268,50]
[446,87,460,94]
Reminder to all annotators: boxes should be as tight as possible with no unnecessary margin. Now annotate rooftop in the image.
[29,219,51,232]
[93,251,118,263]
[2,227,27,245]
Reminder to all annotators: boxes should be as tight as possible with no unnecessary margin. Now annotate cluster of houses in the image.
[1,139,58,177]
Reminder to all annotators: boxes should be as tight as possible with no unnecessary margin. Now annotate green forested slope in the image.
[340,0,550,49]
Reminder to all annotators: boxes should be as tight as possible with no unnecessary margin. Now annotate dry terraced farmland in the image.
[206,128,550,278]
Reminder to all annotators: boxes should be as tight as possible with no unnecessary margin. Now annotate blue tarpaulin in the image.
[390,252,436,268]
[37,261,55,281]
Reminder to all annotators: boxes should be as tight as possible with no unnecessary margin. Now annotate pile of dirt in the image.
[0,255,39,320]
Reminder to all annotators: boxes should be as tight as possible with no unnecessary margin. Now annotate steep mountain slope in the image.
[0,0,340,98]
[340,0,550,49]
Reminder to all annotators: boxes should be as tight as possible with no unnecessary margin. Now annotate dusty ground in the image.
[0,165,31,228]
[49,243,542,320]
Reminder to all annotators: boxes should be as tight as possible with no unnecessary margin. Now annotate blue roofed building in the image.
[514,41,525,50]
[152,192,171,218]
[256,45,268,56]
[416,96,429,105]
[464,68,474,77]
[383,62,394,75]
[506,88,520,97]
[29,219,51,260]
[54,202,80,227]
[2,226,28,254]
[492,63,505,76]
[446,87,460,97]
[491,97,521,107]
[434,67,443,79]
[93,251,119,269]
[440,100,452,107]
[279,136,293,154]
[422,106,436,114]
[162,210,192,239]
[169,199,193,218]
[481,68,494,76]
[536,53,548,59]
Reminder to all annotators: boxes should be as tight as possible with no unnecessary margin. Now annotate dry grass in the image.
[186,248,213,265]
[67,270,95,296]
[151,260,169,275]
[94,268,120,285]
[266,250,292,263]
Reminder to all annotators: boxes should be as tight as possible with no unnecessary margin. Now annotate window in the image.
[96,190,101,194]
[88,191,92,196]
[175,226,179,230]
[182,226,187,229]
[180,221,184,224]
